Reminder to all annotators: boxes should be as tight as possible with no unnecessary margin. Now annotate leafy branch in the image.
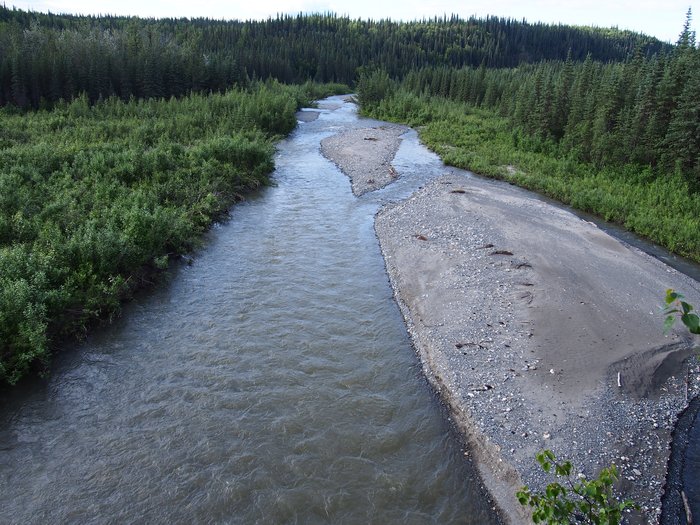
[663,289,700,334]
[517,450,637,524]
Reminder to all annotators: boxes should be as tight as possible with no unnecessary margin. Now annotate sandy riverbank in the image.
[323,123,700,524]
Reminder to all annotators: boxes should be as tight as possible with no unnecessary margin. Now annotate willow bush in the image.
[0,80,346,385]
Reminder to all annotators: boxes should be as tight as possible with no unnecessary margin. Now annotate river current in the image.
[0,97,498,524]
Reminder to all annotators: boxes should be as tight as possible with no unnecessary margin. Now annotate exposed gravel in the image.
[374,171,700,525]
[320,125,408,195]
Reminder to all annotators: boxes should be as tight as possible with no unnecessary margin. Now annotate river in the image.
[0,97,499,524]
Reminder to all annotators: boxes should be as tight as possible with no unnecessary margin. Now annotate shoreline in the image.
[322,119,700,524]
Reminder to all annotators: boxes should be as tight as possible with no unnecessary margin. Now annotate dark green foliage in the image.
[517,450,636,524]
[370,35,700,184]
[357,7,699,185]
[663,289,700,334]
[356,68,394,107]
[0,6,669,108]
[0,81,324,385]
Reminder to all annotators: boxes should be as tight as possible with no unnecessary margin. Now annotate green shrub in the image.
[663,289,700,334]
[517,450,637,525]
[0,82,326,385]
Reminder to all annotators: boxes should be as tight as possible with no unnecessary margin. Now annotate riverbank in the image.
[363,92,700,264]
[323,120,700,523]
[0,82,351,387]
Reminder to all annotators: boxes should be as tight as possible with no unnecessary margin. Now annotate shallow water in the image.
[0,97,497,524]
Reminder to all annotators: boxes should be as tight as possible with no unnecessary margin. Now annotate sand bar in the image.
[321,125,408,195]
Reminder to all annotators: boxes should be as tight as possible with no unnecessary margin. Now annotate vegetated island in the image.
[323,110,700,524]
[321,124,408,195]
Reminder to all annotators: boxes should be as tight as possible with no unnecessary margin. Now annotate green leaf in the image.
[663,315,676,333]
[555,461,572,476]
[525,449,636,525]
[666,289,681,305]
[681,313,700,334]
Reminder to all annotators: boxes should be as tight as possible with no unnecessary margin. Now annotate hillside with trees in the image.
[0,6,670,108]
[358,11,699,259]
[366,14,699,183]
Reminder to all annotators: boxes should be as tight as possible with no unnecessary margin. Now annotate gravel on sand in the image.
[375,170,700,524]
[320,125,408,196]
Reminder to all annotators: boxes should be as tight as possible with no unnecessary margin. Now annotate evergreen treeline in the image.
[360,13,700,184]
[357,15,700,259]
[0,81,342,385]
[0,6,670,108]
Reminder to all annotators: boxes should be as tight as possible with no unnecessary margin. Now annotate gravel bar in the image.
[321,125,408,196]
[320,118,700,524]
[375,170,700,524]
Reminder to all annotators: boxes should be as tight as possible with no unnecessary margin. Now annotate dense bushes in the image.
[0,81,342,385]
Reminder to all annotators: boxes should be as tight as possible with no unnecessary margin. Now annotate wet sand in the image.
[296,109,321,122]
[323,123,700,524]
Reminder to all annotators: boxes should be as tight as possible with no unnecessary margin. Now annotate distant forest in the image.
[0,6,671,108]
[363,24,700,182]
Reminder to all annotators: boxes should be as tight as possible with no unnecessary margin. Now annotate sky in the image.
[10,0,699,43]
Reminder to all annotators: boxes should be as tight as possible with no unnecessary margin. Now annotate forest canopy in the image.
[0,6,671,108]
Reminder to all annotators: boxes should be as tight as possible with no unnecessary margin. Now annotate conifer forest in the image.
[0,5,698,383]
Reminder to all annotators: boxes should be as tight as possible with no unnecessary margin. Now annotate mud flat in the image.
[320,125,408,195]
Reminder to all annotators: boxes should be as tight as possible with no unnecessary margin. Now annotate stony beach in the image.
[320,125,408,195]
[321,122,700,524]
